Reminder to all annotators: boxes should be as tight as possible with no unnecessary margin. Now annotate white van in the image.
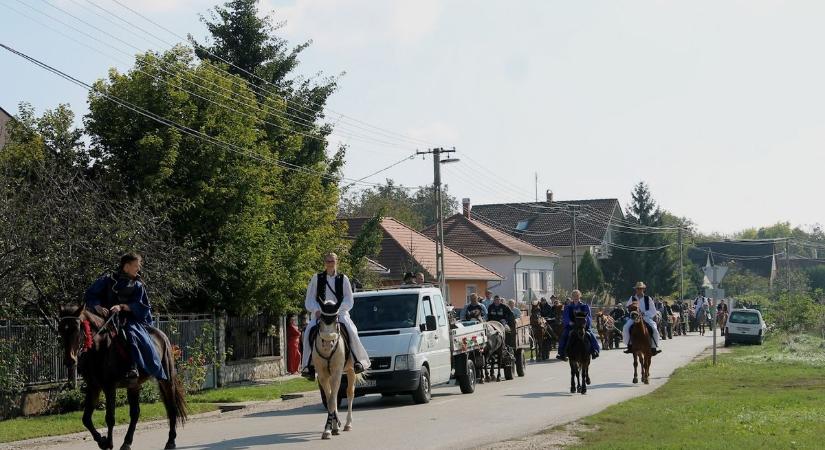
[724,308,767,346]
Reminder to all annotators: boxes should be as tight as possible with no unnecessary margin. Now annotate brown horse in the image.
[547,304,564,350]
[595,311,615,350]
[59,305,186,450]
[628,311,652,385]
[530,306,549,361]
[717,310,729,336]
[568,312,592,394]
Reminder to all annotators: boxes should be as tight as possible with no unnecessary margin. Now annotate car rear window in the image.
[729,312,760,325]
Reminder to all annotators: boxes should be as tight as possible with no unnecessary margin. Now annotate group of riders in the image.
[82,252,727,384]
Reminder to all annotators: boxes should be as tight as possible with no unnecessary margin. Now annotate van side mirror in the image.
[422,315,437,331]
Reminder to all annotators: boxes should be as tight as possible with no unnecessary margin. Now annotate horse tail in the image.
[158,336,188,425]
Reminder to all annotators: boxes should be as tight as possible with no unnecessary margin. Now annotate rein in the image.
[314,322,342,378]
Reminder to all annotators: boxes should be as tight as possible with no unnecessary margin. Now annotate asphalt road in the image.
[23,334,715,450]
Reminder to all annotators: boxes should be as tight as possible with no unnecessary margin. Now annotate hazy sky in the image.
[1,0,823,235]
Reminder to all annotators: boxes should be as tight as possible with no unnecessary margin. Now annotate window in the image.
[350,293,419,331]
[522,272,530,291]
[539,271,547,291]
[465,284,477,305]
[433,294,447,326]
[515,219,530,231]
[421,296,434,319]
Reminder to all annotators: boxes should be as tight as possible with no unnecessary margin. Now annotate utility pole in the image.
[679,228,684,302]
[417,148,458,297]
[571,205,579,291]
[534,172,538,202]
[785,238,792,294]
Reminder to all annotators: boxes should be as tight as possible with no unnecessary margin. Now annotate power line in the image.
[0,41,412,190]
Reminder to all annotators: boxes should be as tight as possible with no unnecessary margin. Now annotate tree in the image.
[577,249,604,294]
[339,180,458,230]
[602,182,679,299]
[347,211,384,289]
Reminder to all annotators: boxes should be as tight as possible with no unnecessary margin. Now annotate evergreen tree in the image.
[578,249,604,294]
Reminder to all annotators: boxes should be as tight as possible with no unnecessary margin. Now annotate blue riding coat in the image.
[84,273,167,380]
[557,302,600,356]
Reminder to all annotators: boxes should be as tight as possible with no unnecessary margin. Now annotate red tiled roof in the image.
[343,217,502,281]
[423,214,558,258]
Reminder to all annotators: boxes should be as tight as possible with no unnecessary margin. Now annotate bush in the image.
[0,339,25,415]
[53,388,85,413]
[765,293,820,333]
[140,382,160,404]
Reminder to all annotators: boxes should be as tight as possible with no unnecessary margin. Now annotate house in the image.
[0,105,12,149]
[469,191,624,291]
[423,204,560,303]
[343,217,503,308]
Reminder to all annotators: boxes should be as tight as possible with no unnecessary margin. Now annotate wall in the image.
[473,255,558,303]
[222,356,285,384]
[550,245,599,291]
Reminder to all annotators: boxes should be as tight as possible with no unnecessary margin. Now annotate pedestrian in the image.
[507,299,522,318]
[286,315,301,374]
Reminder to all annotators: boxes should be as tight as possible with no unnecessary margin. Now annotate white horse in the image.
[313,301,364,440]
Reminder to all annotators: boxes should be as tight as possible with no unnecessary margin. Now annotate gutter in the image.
[513,253,523,299]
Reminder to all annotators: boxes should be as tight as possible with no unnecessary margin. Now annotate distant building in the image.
[0,105,12,149]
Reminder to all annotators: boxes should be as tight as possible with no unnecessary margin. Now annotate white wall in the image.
[473,254,557,303]
[550,245,599,291]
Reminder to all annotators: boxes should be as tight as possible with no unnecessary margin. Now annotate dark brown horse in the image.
[59,305,187,450]
[529,306,549,361]
[568,312,592,394]
[628,311,652,385]
[595,310,615,350]
[547,304,564,350]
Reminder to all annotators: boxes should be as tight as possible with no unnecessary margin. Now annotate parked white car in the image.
[724,308,767,346]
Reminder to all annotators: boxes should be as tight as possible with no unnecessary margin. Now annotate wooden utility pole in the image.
[571,205,579,291]
[417,148,457,296]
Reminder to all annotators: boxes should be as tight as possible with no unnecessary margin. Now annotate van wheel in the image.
[458,359,476,394]
[515,349,526,377]
[412,367,431,404]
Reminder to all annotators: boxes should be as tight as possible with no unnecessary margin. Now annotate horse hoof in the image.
[120,444,131,450]
[332,429,340,436]
[632,378,638,384]
[322,431,332,440]
[570,387,576,393]
[344,425,352,432]
[164,441,176,449]
[644,380,649,385]
[581,390,587,395]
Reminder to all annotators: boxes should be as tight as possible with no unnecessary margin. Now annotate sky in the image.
[1,0,823,235]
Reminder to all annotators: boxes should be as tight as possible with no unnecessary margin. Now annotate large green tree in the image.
[340,180,458,230]
[577,249,604,294]
[602,182,680,299]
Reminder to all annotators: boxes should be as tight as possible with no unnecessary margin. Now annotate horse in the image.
[628,311,653,385]
[547,304,564,350]
[717,310,729,336]
[567,312,592,394]
[312,300,363,440]
[654,312,667,341]
[482,320,507,382]
[697,307,711,336]
[595,311,615,350]
[58,305,186,450]
[529,307,549,361]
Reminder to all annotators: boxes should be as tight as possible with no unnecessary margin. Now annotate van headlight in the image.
[395,354,412,371]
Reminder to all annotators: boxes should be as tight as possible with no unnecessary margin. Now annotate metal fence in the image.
[0,319,70,387]
[225,314,281,361]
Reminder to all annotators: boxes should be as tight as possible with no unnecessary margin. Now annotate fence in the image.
[225,314,281,361]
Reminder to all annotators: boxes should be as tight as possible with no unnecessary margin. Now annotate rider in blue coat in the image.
[84,253,166,380]
[555,290,600,361]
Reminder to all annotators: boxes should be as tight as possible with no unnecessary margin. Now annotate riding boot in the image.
[555,353,567,361]
[126,362,139,380]
[301,365,316,381]
[353,362,365,374]
[623,344,633,354]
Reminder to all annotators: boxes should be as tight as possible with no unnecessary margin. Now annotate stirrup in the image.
[623,346,633,353]
[126,368,139,379]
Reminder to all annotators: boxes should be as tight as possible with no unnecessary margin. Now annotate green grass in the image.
[188,377,317,403]
[0,377,317,443]
[571,334,825,450]
[0,402,217,443]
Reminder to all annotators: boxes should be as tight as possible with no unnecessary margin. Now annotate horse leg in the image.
[102,387,116,450]
[330,371,342,436]
[569,361,577,393]
[632,353,639,384]
[581,363,589,394]
[343,370,355,432]
[120,387,140,450]
[585,362,591,386]
[82,385,104,447]
[644,352,651,384]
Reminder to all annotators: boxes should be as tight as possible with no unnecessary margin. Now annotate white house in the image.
[423,203,560,304]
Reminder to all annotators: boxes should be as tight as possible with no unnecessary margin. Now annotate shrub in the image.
[53,388,85,413]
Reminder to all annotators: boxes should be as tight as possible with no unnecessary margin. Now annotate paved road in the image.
[24,334,714,450]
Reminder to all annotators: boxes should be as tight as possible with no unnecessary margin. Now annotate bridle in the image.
[314,319,342,378]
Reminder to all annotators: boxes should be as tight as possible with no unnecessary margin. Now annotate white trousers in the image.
[622,315,661,348]
[302,313,370,369]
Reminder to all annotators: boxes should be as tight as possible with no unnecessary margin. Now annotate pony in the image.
[482,320,507,382]
[312,300,363,440]
[58,305,186,450]
[529,306,550,361]
[567,311,592,394]
[595,310,615,350]
[628,310,653,385]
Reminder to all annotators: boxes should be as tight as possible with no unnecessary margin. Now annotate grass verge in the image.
[0,402,217,443]
[571,333,825,449]
[1,377,317,443]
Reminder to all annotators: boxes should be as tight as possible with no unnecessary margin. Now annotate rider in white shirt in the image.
[622,281,662,355]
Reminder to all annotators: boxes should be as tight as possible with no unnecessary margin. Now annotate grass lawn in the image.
[0,402,218,443]
[188,377,317,403]
[0,377,317,443]
[572,333,825,449]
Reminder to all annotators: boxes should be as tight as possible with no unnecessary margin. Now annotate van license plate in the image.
[357,379,376,388]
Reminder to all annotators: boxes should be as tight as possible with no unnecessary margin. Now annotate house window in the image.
[465,284,477,304]
[522,272,530,291]
[539,271,547,291]
[515,219,530,231]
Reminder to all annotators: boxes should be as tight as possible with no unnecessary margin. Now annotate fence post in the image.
[215,312,226,387]
[280,315,287,376]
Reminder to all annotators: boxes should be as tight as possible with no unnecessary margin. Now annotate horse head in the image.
[630,310,642,324]
[573,311,588,338]
[58,304,86,368]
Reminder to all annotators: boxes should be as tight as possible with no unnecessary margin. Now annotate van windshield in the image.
[729,311,760,325]
[350,294,419,331]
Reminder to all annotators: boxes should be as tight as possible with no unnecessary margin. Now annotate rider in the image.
[610,301,627,323]
[487,295,515,327]
[622,282,663,355]
[462,293,488,320]
[555,290,600,361]
[539,297,554,318]
[83,253,166,380]
[301,252,370,381]
[717,299,729,314]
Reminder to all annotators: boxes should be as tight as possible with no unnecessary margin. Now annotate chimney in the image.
[546,190,553,204]
[462,198,471,219]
